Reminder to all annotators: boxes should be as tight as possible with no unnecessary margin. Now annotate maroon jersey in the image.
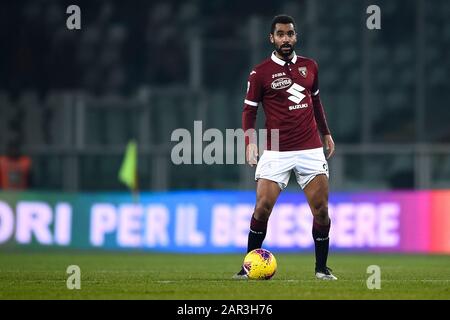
[242,52,330,151]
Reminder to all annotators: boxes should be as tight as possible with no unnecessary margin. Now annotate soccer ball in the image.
[243,248,277,280]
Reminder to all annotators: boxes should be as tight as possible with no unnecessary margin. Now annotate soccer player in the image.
[234,15,337,280]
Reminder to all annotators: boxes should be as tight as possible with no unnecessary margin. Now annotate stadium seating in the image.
[0,0,448,191]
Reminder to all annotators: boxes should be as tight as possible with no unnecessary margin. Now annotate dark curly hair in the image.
[270,14,296,34]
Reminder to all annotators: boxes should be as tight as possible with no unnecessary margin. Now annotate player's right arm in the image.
[242,70,263,167]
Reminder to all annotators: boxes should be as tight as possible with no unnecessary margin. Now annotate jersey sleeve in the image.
[311,61,320,97]
[242,70,262,146]
[244,70,263,107]
[311,61,331,135]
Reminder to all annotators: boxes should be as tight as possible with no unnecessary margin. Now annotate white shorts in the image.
[255,147,329,190]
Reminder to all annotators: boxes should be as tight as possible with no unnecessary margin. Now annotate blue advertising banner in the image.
[1,190,449,253]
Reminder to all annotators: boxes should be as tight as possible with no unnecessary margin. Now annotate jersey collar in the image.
[271,51,297,66]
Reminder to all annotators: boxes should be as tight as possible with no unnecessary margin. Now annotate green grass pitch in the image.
[0,251,449,299]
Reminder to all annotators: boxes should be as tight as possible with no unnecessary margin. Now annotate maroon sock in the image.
[312,218,331,270]
[247,214,268,253]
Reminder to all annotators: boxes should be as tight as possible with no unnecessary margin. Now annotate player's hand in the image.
[246,143,258,167]
[323,135,335,159]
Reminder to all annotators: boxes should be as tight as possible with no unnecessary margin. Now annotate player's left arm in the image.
[311,61,335,159]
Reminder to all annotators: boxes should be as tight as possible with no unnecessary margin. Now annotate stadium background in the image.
[0,0,449,300]
[1,0,450,191]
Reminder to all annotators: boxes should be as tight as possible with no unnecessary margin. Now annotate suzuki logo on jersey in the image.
[287,83,306,104]
[289,103,308,111]
[271,77,292,90]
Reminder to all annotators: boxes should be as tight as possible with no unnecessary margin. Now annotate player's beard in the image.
[275,43,294,59]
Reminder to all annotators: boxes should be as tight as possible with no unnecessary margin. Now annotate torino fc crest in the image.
[298,66,307,78]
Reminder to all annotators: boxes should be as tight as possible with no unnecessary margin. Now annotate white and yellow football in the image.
[243,248,277,280]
